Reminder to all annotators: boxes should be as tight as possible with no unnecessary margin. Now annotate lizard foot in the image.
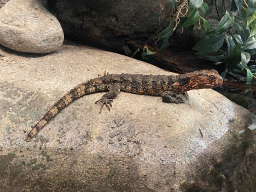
[98,71,109,78]
[95,97,113,114]
[161,91,188,103]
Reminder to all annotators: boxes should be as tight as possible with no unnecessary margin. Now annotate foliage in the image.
[170,0,256,83]
[125,0,256,84]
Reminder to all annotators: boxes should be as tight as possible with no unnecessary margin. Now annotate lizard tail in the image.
[26,78,106,142]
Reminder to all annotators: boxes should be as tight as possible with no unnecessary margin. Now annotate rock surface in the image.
[0,0,64,53]
[0,41,255,191]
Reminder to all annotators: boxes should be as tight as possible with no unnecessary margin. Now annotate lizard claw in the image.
[98,71,109,78]
[95,98,113,114]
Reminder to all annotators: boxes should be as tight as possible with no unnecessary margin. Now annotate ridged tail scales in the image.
[26,78,106,142]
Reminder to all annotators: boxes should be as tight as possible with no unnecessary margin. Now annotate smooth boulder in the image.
[0,0,64,53]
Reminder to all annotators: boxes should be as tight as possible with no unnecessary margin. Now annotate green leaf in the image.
[248,0,256,8]
[224,34,236,56]
[205,29,217,36]
[234,20,250,43]
[247,10,256,36]
[226,45,241,68]
[246,68,253,83]
[170,0,177,13]
[230,45,241,59]
[215,11,234,34]
[189,0,203,12]
[131,48,140,58]
[159,39,169,53]
[248,18,256,36]
[220,68,228,78]
[199,2,209,17]
[216,0,223,17]
[193,34,224,52]
[141,52,152,63]
[240,52,250,70]
[202,18,210,33]
[241,6,247,17]
[234,0,243,12]
[179,17,195,34]
[247,9,256,26]
[154,23,174,39]
[141,46,156,63]
[182,10,200,28]
[195,50,225,63]
[232,34,243,45]
[143,45,156,55]
[194,51,224,58]
[179,17,188,25]
[207,55,226,62]
[247,7,256,17]
[241,36,256,54]
[122,45,132,56]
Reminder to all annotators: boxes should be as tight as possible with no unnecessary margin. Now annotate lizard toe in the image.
[95,98,113,113]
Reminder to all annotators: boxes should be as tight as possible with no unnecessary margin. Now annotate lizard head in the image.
[172,69,223,93]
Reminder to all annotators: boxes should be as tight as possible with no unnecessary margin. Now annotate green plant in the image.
[127,0,256,83]
[165,0,256,82]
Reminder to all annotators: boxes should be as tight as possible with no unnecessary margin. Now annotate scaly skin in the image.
[26,69,223,142]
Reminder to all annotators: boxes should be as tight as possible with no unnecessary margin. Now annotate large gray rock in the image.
[0,42,255,191]
[0,0,64,53]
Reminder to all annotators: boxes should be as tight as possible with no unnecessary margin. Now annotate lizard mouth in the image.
[210,78,223,88]
[216,77,223,87]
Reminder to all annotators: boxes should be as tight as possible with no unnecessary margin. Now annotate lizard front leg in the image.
[161,91,188,104]
[95,83,121,113]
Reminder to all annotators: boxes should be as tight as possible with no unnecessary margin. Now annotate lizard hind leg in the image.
[95,83,121,113]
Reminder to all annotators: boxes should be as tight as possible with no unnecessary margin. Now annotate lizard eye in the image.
[208,75,216,81]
